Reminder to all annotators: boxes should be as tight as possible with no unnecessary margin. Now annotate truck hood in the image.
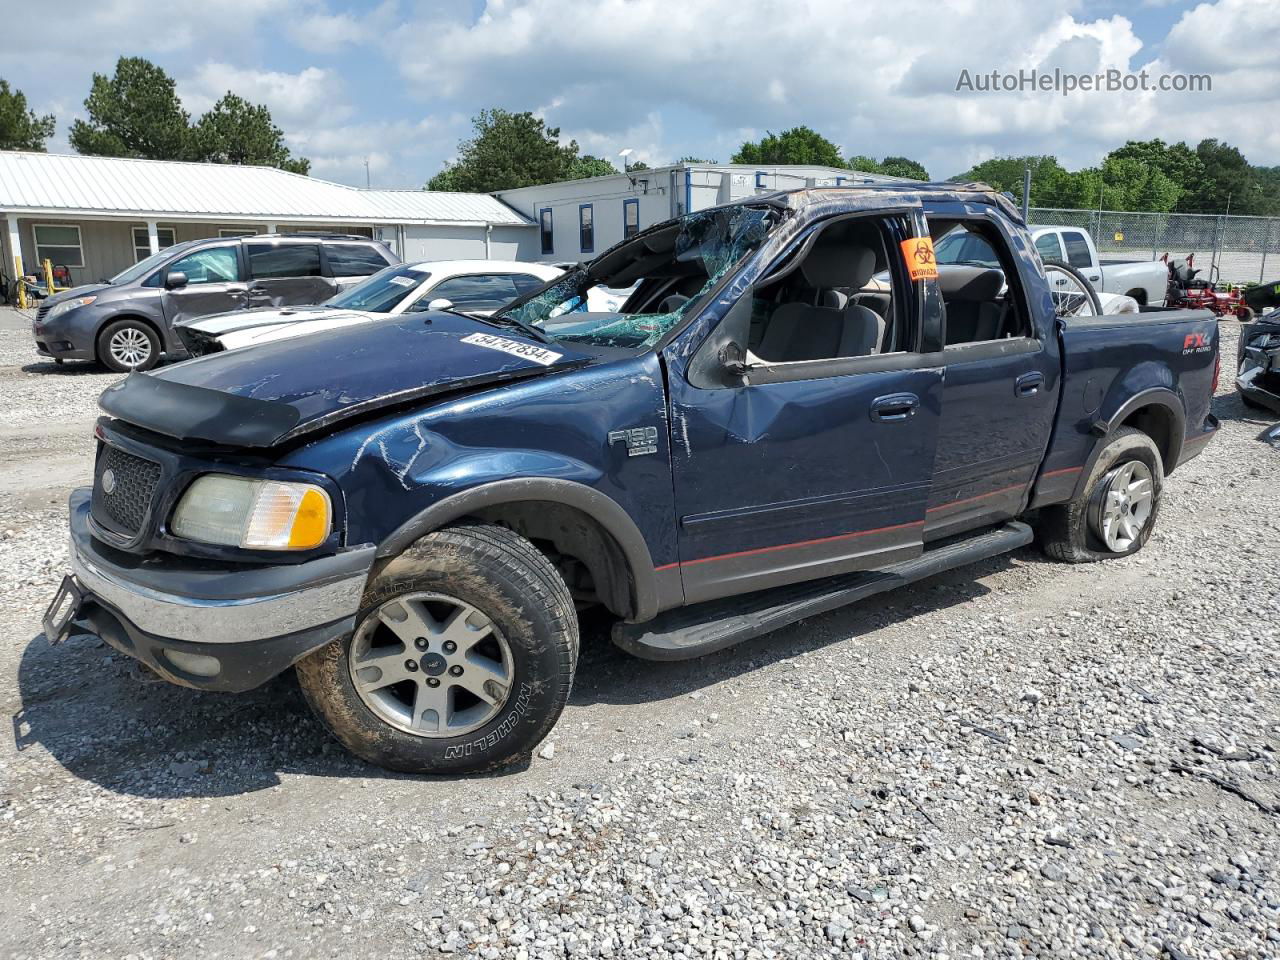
[98,313,592,448]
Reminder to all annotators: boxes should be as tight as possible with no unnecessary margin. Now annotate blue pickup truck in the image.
[44,185,1219,774]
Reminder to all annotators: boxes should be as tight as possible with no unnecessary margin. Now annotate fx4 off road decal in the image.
[1182,332,1212,355]
[459,332,563,366]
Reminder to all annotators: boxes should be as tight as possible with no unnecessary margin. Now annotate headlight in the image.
[171,475,332,550]
[46,296,97,320]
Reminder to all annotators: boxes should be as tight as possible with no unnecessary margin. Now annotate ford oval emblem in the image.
[101,468,116,495]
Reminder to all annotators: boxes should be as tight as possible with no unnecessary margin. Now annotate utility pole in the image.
[1021,166,1031,222]
[364,157,371,188]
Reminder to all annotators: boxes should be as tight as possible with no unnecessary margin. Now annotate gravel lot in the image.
[1,310,1277,960]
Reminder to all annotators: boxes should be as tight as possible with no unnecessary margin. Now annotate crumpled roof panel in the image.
[0,151,530,225]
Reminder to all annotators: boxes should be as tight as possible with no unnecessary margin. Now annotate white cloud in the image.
[6,0,1279,189]
[179,63,349,123]
[385,0,1280,176]
[286,0,398,52]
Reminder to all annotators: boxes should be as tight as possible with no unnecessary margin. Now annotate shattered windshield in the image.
[498,205,775,349]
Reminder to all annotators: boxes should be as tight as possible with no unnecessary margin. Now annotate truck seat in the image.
[939,266,1006,344]
[755,245,885,362]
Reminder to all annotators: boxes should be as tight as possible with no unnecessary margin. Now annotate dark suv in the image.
[31,234,398,372]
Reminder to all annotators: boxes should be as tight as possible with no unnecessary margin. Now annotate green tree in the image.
[1106,139,1203,197]
[0,79,55,151]
[626,159,650,171]
[566,154,618,180]
[1185,139,1269,215]
[426,109,580,192]
[955,155,1092,208]
[189,93,310,174]
[847,155,881,173]
[1096,155,1180,213]
[69,56,190,159]
[731,126,843,166]
[877,156,930,180]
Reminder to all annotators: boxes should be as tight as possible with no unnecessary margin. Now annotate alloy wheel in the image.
[348,591,513,738]
[1089,460,1154,552]
[108,327,152,368]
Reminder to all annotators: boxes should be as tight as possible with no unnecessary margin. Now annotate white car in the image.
[174,260,566,356]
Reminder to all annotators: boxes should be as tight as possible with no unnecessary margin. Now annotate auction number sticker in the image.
[900,236,939,281]
[460,332,563,366]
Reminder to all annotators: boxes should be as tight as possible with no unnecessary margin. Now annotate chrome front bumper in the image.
[55,489,376,691]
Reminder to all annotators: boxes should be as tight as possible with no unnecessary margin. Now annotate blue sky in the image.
[3,0,1276,189]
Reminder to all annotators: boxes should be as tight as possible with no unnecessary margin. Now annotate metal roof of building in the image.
[0,151,531,226]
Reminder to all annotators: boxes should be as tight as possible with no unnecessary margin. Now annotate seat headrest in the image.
[937,266,1005,301]
[800,244,876,290]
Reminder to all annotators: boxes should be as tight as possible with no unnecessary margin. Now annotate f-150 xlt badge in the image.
[608,426,659,457]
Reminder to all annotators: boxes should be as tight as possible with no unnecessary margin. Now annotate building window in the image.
[835,176,846,186]
[539,208,554,255]
[131,226,175,262]
[755,171,767,190]
[219,228,258,238]
[31,224,84,268]
[623,198,640,239]
[579,204,594,254]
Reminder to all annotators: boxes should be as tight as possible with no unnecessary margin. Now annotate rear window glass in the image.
[247,243,323,279]
[326,243,391,277]
[1062,232,1093,270]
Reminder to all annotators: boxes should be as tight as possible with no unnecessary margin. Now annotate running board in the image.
[613,521,1033,661]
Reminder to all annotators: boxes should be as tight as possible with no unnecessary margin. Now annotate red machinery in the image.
[1162,253,1254,320]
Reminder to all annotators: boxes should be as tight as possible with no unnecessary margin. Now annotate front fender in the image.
[377,476,662,621]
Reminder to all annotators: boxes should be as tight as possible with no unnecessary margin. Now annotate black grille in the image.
[92,443,162,536]
[36,301,52,321]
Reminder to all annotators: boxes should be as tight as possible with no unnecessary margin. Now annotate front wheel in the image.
[296,522,578,774]
[1037,427,1163,563]
[98,318,160,372]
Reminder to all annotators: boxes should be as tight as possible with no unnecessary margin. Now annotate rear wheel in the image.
[296,522,577,774]
[1038,427,1163,563]
[98,319,160,372]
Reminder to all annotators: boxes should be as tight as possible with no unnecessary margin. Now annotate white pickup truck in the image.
[1027,225,1168,306]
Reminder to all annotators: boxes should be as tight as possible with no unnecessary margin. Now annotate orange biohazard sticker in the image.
[900,237,938,281]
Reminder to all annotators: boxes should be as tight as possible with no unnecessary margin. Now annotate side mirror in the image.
[718,341,752,378]
[427,298,454,312]
[165,271,188,290]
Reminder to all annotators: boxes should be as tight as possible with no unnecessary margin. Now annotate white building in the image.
[0,151,536,286]
[496,163,906,264]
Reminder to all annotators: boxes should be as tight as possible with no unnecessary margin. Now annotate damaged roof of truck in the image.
[97,182,1015,450]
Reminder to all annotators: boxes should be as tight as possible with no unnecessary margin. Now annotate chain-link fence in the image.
[1029,207,1280,287]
